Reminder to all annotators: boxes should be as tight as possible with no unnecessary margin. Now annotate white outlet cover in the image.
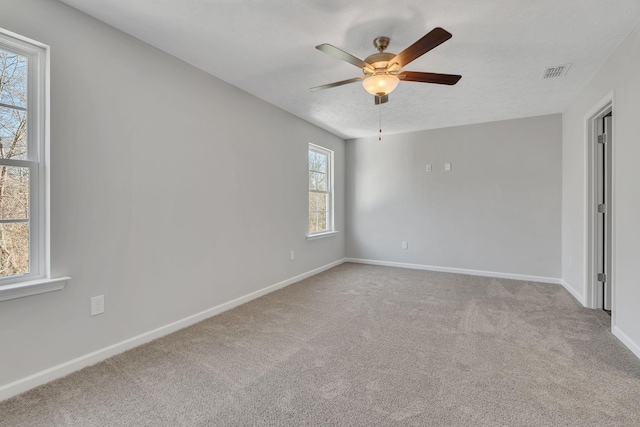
[402,241,408,250]
[445,163,452,172]
[91,295,105,316]
[426,164,432,172]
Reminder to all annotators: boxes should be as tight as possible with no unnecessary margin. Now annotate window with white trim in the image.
[308,143,334,236]
[0,28,65,301]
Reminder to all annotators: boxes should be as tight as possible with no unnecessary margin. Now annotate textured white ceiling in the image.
[59,0,640,139]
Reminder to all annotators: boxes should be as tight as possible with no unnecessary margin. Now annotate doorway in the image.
[586,99,613,313]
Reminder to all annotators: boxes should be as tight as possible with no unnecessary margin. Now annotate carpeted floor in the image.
[2,263,640,426]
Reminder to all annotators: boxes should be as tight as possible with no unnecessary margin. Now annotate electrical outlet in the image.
[290,250,295,260]
[426,164,432,172]
[402,241,408,250]
[444,162,452,172]
[91,295,104,316]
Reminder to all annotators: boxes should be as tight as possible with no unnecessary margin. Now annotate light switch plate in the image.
[445,163,452,172]
[426,164,432,172]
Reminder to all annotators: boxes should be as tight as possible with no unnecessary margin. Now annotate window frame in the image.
[0,27,68,301]
[308,143,336,238]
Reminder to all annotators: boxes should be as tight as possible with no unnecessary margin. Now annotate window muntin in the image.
[308,144,333,235]
[0,30,46,285]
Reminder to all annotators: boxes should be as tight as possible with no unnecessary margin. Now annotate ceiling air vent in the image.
[542,64,571,79]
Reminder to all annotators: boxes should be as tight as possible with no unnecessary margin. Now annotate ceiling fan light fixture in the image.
[362,74,400,96]
[312,28,460,102]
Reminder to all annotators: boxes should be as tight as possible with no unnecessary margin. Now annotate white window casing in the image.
[0,28,69,301]
[308,143,336,239]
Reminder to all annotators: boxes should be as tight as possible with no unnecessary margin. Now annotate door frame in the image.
[584,91,615,319]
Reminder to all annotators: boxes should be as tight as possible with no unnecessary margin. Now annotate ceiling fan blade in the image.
[399,71,461,85]
[310,77,364,92]
[390,27,452,69]
[374,94,389,105]
[316,44,373,72]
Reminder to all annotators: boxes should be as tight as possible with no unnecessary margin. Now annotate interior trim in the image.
[560,279,586,306]
[344,258,562,285]
[613,326,640,360]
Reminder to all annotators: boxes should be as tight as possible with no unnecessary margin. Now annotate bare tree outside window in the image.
[0,49,29,277]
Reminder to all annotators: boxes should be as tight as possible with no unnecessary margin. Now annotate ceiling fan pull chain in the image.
[379,103,382,141]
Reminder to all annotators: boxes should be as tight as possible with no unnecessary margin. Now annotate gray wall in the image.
[0,0,344,387]
[346,115,562,279]
[563,22,640,354]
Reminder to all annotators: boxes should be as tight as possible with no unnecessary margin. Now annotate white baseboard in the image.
[560,279,586,306]
[344,258,562,285]
[613,326,640,360]
[0,258,346,403]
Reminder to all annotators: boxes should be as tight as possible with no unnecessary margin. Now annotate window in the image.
[308,143,335,237]
[0,28,67,301]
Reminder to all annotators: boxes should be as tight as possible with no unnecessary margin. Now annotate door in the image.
[596,114,612,312]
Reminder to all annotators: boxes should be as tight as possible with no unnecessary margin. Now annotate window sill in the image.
[307,231,339,241]
[0,276,70,302]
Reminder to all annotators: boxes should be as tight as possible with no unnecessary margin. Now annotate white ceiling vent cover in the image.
[542,64,572,79]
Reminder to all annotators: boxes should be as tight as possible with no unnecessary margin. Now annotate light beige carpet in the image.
[1,263,640,426]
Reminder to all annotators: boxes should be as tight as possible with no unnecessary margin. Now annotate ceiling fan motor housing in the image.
[363,52,395,75]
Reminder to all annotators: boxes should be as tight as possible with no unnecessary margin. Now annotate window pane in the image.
[315,153,327,173]
[309,170,316,191]
[309,193,329,216]
[308,151,316,171]
[314,193,322,213]
[314,172,327,191]
[309,212,318,233]
[317,212,327,232]
[317,193,327,212]
[0,166,29,220]
[0,106,27,160]
[310,172,319,191]
[0,222,29,277]
[309,192,316,212]
[0,49,27,109]
[309,192,327,214]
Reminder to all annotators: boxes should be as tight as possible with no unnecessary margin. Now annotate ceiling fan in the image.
[310,27,461,104]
